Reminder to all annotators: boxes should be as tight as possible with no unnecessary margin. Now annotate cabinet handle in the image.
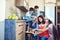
[18,31,23,35]
[19,24,23,27]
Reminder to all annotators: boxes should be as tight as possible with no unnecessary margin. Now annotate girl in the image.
[46,19,55,40]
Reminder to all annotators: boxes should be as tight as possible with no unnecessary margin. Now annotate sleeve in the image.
[37,11,40,16]
[49,24,53,31]
[25,12,29,17]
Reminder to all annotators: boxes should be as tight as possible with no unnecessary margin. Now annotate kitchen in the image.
[0,0,60,40]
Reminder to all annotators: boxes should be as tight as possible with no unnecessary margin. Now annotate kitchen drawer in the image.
[16,30,24,37]
[16,26,24,33]
[16,31,24,40]
[16,35,25,40]
[16,23,24,30]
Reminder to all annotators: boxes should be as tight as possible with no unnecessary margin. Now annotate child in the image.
[47,19,54,40]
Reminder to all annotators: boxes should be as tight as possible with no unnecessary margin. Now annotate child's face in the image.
[39,17,43,22]
[30,11,33,14]
[34,8,39,11]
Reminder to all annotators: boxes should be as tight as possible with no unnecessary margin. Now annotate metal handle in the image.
[19,24,24,27]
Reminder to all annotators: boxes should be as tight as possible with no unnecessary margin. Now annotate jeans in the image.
[39,36,48,40]
[31,34,38,40]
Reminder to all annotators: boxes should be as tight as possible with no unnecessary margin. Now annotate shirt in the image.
[49,24,53,35]
[31,11,40,20]
[24,11,32,21]
[31,11,40,16]
[39,24,49,38]
[26,12,31,17]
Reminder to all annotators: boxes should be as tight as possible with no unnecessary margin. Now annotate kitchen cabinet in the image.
[5,19,26,40]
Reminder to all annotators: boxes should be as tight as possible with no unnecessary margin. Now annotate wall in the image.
[5,0,25,19]
[0,0,5,40]
[45,0,56,23]
[45,4,56,23]
[29,0,44,11]
[57,1,60,6]
[5,0,15,19]
[45,0,56,3]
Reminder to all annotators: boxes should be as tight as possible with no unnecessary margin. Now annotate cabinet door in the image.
[16,20,26,40]
[5,20,11,40]
[10,20,16,40]
[5,20,16,40]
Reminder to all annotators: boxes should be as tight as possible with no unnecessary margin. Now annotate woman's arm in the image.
[37,26,49,32]
[43,27,49,32]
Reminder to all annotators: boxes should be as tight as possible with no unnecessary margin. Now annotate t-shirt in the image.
[24,11,32,21]
[48,24,54,40]
[31,11,40,16]
[31,11,40,20]
[26,12,31,17]
[39,24,49,38]
[49,24,53,34]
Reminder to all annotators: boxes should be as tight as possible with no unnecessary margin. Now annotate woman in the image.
[37,15,49,40]
[41,18,55,40]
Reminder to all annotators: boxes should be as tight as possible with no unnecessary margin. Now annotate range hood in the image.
[15,0,29,12]
[16,6,28,12]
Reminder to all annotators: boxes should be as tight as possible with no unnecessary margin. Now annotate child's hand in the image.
[32,23,35,26]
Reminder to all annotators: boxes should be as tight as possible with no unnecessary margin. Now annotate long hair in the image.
[46,19,53,27]
[38,15,45,24]
[48,19,52,24]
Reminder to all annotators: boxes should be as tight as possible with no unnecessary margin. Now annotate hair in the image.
[48,19,52,24]
[46,19,53,27]
[48,19,56,29]
[29,7,34,11]
[38,15,45,24]
[34,5,39,9]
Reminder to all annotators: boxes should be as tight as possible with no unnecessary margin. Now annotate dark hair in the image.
[48,19,52,24]
[38,15,45,24]
[34,5,39,9]
[45,19,53,27]
[29,7,34,11]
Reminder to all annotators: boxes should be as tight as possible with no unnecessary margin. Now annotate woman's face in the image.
[39,17,43,22]
[45,19,48,23]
